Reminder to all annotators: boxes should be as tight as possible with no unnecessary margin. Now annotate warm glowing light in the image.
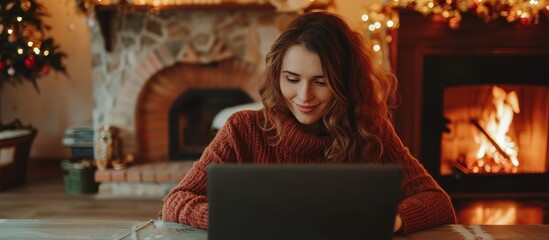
[27,41,34,47]
[387,20,394,28]
[442,11,450,18]
[373,44,381,52]
[361,14,369,22]
[17,48,24,54]
[368,24,376,31]
[470,202,518,225]
[473,86,520,173]
[33,47,41,54]
[427,1,435,8]
[374,22,381,29]
[17,16,23,22]
[43,50,50,56]
[7,29,13,34]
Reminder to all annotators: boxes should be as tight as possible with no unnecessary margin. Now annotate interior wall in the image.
[0,0,93,158]
[0,0,371,159]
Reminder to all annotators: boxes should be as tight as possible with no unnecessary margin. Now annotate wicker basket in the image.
[61,159,98,195]
[0,120,37,190]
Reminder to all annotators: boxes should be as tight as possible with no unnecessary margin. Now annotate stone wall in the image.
[90,10,293,161]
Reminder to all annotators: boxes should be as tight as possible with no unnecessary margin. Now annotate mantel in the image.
[92,2,332,51]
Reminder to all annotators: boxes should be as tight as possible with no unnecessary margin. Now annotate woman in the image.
[162,11,456,234]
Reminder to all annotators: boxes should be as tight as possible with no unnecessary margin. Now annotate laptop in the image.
[207,164,403,240]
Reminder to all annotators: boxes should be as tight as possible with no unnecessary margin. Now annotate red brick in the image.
[94,170,112,182]
[155,171,171,183]
[126,169,142,182]
[170,171,187,182]
[111,170,127,182]
[142,170,156,182]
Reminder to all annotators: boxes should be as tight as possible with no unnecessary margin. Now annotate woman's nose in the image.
[298,83,313,102]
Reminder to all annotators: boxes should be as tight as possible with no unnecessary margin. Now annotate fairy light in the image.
[359,0,548,71]
[28,41,34,47]
[43,50,50,56]
[33,47,41,55]
[442,11,450,18]
[7,29,13,34]
[17,16,23,22]
[17,48,24,54]
[374,21,381,29]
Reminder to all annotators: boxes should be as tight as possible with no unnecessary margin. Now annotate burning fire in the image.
[470,86,520,173]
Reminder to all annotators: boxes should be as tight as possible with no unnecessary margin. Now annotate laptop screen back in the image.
[207,164,402,240]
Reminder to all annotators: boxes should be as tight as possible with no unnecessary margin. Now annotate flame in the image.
[472,86,520,173]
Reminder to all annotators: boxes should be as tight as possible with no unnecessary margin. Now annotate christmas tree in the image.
[0,0,67,91]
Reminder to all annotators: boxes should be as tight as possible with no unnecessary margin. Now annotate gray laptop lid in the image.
[207,164,403,240]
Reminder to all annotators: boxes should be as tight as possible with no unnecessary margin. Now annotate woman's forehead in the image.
[281,45,324,77]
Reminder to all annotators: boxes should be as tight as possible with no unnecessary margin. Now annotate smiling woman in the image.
[162,11,457,234]
[279,44,335,130]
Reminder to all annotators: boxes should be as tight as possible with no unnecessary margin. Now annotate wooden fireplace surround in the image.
[391,10,549,193]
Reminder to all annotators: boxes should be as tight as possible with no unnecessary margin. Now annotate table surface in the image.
[1,219,548,240]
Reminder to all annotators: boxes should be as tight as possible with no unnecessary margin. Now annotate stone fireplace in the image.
[91,9,296,162]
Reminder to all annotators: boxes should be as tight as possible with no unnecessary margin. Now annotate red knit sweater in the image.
[162,110,457,233]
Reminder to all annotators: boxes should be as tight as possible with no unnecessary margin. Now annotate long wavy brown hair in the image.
[259,11,399,163]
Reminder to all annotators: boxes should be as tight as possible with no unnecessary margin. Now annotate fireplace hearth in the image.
[393,10,549,194]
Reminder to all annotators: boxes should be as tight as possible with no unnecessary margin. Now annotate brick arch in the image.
[135,58,260,162]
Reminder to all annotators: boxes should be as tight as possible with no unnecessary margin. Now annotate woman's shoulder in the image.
[227,109,263,125]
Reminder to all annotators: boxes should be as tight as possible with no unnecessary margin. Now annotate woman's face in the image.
[280,44,335,128]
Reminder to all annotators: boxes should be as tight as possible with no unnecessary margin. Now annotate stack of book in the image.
[62,126,94,160]
[62,126,97,194]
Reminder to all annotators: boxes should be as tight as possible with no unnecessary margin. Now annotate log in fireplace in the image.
[392,10,549,194]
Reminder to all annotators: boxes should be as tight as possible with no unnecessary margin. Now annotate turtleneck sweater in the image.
[161,110,456,233]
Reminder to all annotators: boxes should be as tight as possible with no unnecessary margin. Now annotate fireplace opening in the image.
[168,88,254,160]
[441,85,548,175]
[421,54,549,193]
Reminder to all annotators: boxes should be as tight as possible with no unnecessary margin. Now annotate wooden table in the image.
[1,219,548,239]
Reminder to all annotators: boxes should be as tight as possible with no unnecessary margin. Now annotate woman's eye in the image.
[315,79,327,86]
[286,76,299,82]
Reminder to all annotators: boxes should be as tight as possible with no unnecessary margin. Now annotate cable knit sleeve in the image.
[161,111,250,229]
[382,127,457,233]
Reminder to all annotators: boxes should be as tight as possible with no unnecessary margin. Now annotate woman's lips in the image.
[295,103,317,113]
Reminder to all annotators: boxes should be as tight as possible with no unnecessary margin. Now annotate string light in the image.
[360,0,549,69]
